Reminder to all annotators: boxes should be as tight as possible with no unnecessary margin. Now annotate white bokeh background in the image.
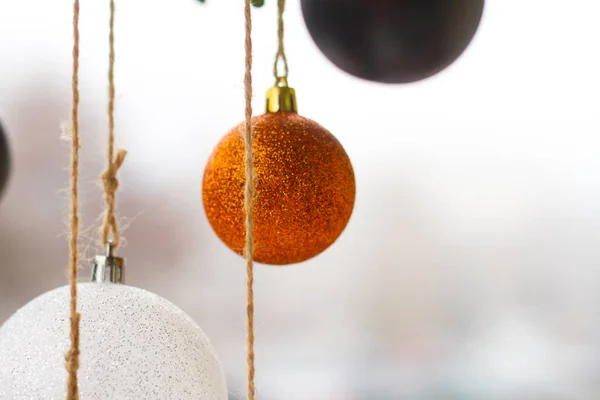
[1,0,600,399]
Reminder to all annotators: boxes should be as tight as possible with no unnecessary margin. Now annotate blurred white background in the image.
[1,0,600,399]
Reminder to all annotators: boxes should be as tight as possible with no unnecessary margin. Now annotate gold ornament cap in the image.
[265,77,297,113]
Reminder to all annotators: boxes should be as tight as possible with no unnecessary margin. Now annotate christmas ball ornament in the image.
[203,79,355,265]
[0,120,10,197]
[0,251,227,400]
[301,0,485,83]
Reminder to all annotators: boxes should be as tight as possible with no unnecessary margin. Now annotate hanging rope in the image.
[65,1,81,399]
[101,0,127,248]
[273,0,288,81]
[243,0,256,399]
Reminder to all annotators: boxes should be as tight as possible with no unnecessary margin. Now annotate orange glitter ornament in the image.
[202,81,355,265]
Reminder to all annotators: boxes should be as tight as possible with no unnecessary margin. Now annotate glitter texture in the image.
[203,111,355,265]
[0,283,227,400]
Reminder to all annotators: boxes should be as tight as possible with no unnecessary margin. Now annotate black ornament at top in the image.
[0,121,10,198]
[301,0,485,84]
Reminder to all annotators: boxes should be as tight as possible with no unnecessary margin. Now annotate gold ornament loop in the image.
[275,76,288,88]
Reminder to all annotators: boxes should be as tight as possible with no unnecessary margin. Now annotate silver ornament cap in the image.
[91,241,124,283]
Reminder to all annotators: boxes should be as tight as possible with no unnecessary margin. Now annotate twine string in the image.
[100,0,127,248]
[65,0,81,398]
[244,0,256,399]
[272,0,288,81]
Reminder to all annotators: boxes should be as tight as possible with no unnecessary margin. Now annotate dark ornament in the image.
[301,0,485,83]
[0,121,10,198]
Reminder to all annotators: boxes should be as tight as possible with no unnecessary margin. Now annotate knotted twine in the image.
[101,0,127,249]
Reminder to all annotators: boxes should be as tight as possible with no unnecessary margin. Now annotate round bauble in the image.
[301,0,485,83]
[203,111,355,265]
[0,283,227,400]
[0,120,10,197]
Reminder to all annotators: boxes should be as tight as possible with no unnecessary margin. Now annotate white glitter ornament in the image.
[0,251,227,400]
